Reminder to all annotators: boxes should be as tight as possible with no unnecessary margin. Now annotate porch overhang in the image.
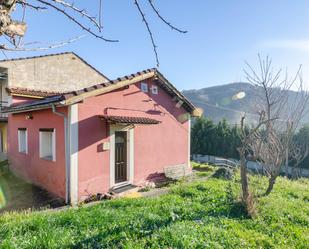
[99,115,161,125]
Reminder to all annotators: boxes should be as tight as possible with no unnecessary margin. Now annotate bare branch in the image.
[16,0,47,10]
[242,55,309,195]
[148,0,187,34]
[0,34,85,51]
[1,0,187,65]
[134,0,159,67]
[99,0,103,31]
[51,0,102,30]
[35,0,118,42]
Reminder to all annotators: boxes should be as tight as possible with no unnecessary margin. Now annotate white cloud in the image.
[260,39,309,51]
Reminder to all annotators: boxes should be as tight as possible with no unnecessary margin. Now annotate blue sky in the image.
[3,0,309,90]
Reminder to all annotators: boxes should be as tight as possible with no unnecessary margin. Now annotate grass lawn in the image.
[0,172,308,248]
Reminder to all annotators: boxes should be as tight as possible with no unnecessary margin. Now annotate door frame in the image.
[109,124,134,189]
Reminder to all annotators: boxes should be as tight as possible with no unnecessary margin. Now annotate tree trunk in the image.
[265,174,276,196]
[285,147,289,176]
[291,166,296,179]
[0,0,27,38]
[239,148,249,201]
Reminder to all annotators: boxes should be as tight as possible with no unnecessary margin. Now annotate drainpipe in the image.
[52,104,70,204]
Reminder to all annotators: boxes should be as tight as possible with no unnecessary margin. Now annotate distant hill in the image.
[182,82,309,125]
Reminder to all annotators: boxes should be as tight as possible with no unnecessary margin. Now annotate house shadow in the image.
[74,115,109,153]
[145,172,176,188]
[0,170,65,214]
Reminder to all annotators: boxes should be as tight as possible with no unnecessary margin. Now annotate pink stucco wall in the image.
[78,79,189,199]
[7,106,67,199]
[7,79,190,202]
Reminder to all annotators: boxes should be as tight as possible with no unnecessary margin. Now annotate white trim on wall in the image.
[52,130,56,161]
[69,104,79,205]
[141,82,148,92]
[188,119,191,167]
[109,124,135,188]
[39,129,56,161]
[18,128,28,154]
[128,128,134,184]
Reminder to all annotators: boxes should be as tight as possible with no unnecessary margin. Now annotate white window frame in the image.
[39,128,56,161]
[151,85,158,95]
[18,128,28,154]
[141,82,148,92]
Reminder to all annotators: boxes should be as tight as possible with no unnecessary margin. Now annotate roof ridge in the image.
[61,68,157,99]
[3,67,197,115]
[6,68,156,99]
[0,51,74,62]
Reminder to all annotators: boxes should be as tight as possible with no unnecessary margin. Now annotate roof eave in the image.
[154,71,197,115]
[61,69,198,115]
[2,68,202,117]
[1,101,64,114]
[10,93,45,99]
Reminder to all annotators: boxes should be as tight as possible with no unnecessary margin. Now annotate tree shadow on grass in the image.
[200,201,251,220]
[227,201,251,219]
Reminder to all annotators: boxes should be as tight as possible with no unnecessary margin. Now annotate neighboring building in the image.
[3,54,200,205]
[0,52,108,160]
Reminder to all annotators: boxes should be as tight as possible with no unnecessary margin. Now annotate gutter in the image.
[52,104,70,204]
[2,100,63,114]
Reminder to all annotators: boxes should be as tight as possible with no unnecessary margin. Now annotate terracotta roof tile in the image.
[60,68,157,100]
[101,115,160,125]
[3,67,196,114]
[7,87,63,98]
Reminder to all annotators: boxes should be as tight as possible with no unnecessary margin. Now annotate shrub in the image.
[212,167,234,180]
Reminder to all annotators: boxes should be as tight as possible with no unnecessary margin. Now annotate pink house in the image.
[4,64,199,205]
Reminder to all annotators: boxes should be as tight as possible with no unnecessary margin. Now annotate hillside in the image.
[0,169,308,248]
[183,82,309,124]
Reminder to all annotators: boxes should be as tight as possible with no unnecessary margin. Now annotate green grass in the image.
[0,174,308,248]
[191,162,215,178]
[0,160,8,168]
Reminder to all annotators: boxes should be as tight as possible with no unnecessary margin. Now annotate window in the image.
[141,82,148,92]
[151,85,158,95]
[39,128,56,161]
[18,128,27,154]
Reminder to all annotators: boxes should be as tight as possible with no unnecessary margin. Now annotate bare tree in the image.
[289,137,309,178]
[0,0,187,65]
[239,55,309,198]
[237,114,270,216]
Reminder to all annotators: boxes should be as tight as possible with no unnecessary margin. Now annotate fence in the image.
[192,154,309,177]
